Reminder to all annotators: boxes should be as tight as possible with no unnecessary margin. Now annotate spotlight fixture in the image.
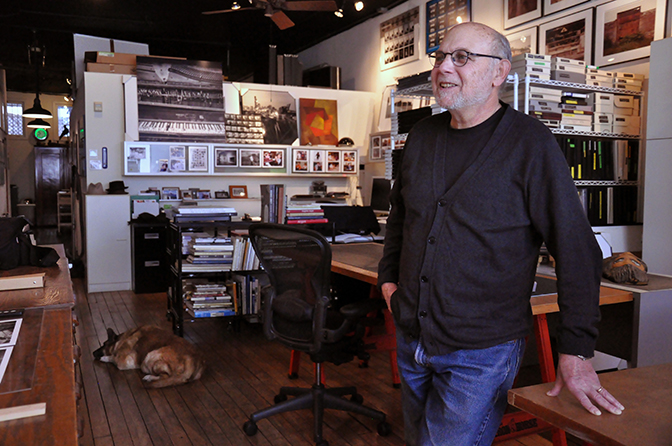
[232,1,241,9]
[334,8,344,17]
[354,1,364,11]
[27,118,51,129]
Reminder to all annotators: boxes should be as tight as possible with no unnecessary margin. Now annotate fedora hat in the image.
[107,180,129,194]
[86,182,106,195]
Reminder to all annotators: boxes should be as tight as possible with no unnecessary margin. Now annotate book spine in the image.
[286,218,329,224]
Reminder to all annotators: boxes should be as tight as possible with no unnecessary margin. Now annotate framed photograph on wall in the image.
[342,150,358,173]
[370,131,390,162]
[215,147,238,167]
[262,149,284,168]
[229,185,248,199]
[595,0,665,66]
[426,0,471,54]
[543,0,589,16]
[380,7,420,71]
[310,150,325,173]
[539,9,593,63]
[504,0,542,29]
[293,149,309,173]
[188,145,208,171]
[506,27,538,56]
[239,149,261,168]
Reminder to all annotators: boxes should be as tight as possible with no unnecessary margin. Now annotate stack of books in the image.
[183,279,236,318]
[173,206,237,222]
[231,233,261,271]
[285,204,327,225]
[182,234,235,272]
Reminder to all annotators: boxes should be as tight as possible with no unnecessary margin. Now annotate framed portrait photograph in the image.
[543,0,589,16]
[370,131,389,162]
[239,149,262,168]
[197,190,211,200]
[595,0,665,66]
[310,150,325,173]
[215,147,238,167]
[504,0,542,29]
[262,149,285,168]
[229,185,248,199]
[539,9,593,62]
[506,27,538,56]
[188,146,208,171]
[293,149,309,173]
[215,190,230,199]
[161,187,180,200]
[181,190,194,200]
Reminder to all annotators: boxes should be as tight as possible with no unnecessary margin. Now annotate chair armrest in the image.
[321,299,387,343]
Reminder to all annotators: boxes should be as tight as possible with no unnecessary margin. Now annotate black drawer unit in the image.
[131,222,168,294]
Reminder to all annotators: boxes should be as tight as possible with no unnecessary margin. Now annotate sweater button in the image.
[421,276,428,283]
[428,236,436,244]
[438,199,447,207]
[419,310,427,317]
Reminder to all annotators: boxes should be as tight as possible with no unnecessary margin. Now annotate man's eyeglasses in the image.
[429,50,502,67]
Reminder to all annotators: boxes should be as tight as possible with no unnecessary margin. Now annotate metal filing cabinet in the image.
[131,222,168,294]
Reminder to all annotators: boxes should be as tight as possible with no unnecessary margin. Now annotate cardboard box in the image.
[86,62,136,74]
[85,51,138,65]
[613,95,634,116]
[613,115,640,134]
[551,63,585,74]
[551,71,586,83]
[511,59,552,69]
[552,57,585,67]
[614,82,642,92]
[613,71,645,81]
[593,123,612,133]
[590,92,613,106]
[511,70,551,80]
[593,112,613,125]
[594,102,615,114]
[586,68,615,77]
[586,74,613,83]
[586,80,612,88]
[512,53,552,63]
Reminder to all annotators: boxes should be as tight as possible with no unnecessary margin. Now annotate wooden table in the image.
[328,243,634,444]
[508,363,672,446]
[0,245,78,445]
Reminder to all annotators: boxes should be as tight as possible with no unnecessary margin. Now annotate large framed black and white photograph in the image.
[426,0,471,54]
[504,0,542,29]
[241,89,298,145]
[506,27,538,56]
[595,0,665,66]
[539,9,593,62]
[214,147,238,167]
[239,149,262,168]
[380,7,420,71]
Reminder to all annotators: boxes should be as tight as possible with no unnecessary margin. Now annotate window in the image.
[57,105,71,138]
[7,103,23,136]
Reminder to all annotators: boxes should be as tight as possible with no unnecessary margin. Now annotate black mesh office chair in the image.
[242,223,391,446]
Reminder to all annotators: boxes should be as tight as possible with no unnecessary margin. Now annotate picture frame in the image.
[197,190,211,200]
[506,27,538,56]
[215,147,238,167]
[380,7,420,71]
[504,0,542,29]
[181,190,194,200]
[342,150,358,173]
[215,190,230,199]
[539,8,593,63]
[327,150,341,173]
[293,149,309,173]
[299,98,339,146]
[426,0,471,54]
[310,150,325,173]
[161,187,180,200]
[188,145,208,171]
[239,149,262,168]
[262,149,285,168]
[229,185,248,199]
[594,0,665,67]
[370,131,390,162]
[543,0,589,16]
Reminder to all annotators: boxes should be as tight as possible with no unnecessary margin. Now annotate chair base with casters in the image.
[243,362,391,446]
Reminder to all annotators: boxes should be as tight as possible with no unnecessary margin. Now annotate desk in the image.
[508,363,672,446]
[327,243,634,444]
[0,245,78,445]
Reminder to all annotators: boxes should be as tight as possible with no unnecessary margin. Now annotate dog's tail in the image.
[143,352,206,389]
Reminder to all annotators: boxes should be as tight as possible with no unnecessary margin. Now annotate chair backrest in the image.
[249,223,332,353]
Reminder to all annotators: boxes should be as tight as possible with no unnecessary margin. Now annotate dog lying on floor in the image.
[93,325,206,388]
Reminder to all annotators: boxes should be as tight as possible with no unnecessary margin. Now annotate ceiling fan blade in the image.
[202,8,238,15]
[271,10,295,29]
[283,0,337,11]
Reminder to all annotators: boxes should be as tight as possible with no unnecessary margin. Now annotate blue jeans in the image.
[396,330,526,446]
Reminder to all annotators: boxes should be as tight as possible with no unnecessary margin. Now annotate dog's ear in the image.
[106,328,118,342]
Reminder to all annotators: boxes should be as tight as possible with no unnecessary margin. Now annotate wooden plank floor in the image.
[73,278,558,446]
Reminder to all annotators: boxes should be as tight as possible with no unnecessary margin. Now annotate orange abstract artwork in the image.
[299,98,339,146]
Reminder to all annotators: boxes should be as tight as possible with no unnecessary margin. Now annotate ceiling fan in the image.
[202,0,338,30]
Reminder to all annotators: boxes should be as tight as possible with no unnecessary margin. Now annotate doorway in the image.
[34,145,70,227]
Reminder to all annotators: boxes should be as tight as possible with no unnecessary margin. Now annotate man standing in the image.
[378,22,624,446]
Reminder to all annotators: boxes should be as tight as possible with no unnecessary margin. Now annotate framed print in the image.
[293,149,309,173]
[215,190,230,199]
[197,190,211,200]
[539,9,593,62]
[370,131,390,162]
[181,190,194,200]
[262,149,284,168]
[595,0,665,66]
[299,98,339,146]
[310,150,325,173]
[342,150,358,173]
[215,147,238,167]
[544,0,589,16]
[161,187,180,200]
[506,27,538,56]
[504,0,541,29]
[0,319,22,347]
[426,0,471,54]
[327,150,341,173]
[169,145,186,172]
[229,185,248,199]
[380,7,420,70]
[239,149,262,168]
[188,145,208,171]
[241,89,298,145]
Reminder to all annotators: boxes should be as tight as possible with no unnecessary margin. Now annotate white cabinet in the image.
[85,194,132,293]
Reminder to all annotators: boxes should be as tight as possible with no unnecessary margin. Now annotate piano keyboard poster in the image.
[136,57,226,143]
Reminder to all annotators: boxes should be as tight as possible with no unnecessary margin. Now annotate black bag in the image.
[0,216,60,270]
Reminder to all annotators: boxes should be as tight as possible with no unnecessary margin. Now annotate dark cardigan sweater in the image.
[378,104,602,357]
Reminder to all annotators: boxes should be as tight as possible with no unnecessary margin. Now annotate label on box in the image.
[593,113,613,124]
[586,68,615,77]
[551,71,586,83]
[551,64,585,74]
[552,57,585,67]
[512,53,552,62]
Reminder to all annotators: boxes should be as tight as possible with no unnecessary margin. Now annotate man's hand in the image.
[547,353,625,416]
[380,282,398,311]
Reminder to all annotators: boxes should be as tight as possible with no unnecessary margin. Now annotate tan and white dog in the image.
[93,325,205,388]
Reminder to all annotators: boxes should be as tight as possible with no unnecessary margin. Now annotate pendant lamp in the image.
[23,33,52,127]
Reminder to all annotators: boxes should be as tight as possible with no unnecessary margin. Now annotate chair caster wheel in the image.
[288,372,299,379]
[350,393,364,404]
[377,421,392,436]
[274,394,288,404]
[243,420,258,436]
[393,383,401,389]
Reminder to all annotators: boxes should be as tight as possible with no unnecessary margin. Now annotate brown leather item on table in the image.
[602,252,649,285]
